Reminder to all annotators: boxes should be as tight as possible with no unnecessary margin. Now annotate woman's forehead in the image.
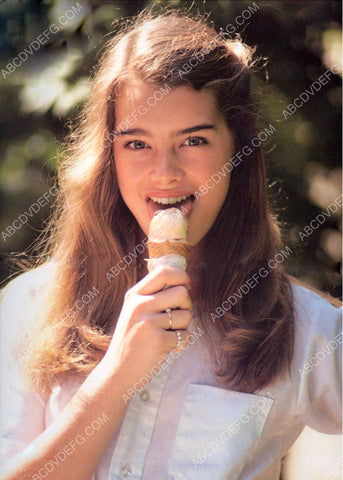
[114,82,221,127]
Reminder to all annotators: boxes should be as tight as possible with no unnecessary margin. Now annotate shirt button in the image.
[139,389,150,401]
[120,464,131,477]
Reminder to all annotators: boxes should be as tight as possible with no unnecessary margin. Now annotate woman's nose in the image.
[150,150,183,185]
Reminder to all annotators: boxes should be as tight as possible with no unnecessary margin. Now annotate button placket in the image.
[109,358,175,479]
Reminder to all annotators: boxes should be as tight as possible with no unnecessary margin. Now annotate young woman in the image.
[0,8,341,480]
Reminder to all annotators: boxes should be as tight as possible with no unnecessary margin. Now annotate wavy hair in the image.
[19,7,295,396]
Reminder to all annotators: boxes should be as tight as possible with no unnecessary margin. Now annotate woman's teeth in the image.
[149,194,192,205]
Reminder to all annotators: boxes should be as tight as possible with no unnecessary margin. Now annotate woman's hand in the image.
[104,265,193,391]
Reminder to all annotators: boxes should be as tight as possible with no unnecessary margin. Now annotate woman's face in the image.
[114,82,234,245]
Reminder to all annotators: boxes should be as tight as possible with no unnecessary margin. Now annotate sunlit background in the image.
[0,0,342,299]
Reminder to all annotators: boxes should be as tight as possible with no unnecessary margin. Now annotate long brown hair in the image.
[18,7,294,396]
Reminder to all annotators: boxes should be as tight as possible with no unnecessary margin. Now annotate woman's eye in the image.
[183,137,208,147]
[125,140,147,150]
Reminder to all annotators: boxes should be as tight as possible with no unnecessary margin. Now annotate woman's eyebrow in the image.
[114,124,216,136]
[177,124,216,135]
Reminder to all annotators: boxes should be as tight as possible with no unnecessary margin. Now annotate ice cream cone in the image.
[147,239,191,259]
[147,208,191,272]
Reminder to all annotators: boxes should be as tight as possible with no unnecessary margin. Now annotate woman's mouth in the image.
[147,193,195,218]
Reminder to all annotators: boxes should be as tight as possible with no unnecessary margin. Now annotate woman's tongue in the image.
[148,196,193,218]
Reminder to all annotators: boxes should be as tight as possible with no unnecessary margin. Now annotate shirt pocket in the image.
[166,384,273,480]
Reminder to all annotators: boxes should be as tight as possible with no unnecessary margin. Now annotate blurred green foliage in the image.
[0,0,341,297]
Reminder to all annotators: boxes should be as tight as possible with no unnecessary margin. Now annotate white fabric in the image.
[0,266,342,480]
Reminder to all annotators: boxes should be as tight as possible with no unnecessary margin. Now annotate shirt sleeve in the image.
[0,271,47,464]
[293,284,342,434]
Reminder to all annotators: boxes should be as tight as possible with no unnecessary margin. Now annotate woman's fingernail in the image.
[190,280,194,289]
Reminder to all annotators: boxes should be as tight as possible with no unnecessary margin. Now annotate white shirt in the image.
[0,266,342,480]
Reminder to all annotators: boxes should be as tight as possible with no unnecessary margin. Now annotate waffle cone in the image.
[147,240,191,259]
